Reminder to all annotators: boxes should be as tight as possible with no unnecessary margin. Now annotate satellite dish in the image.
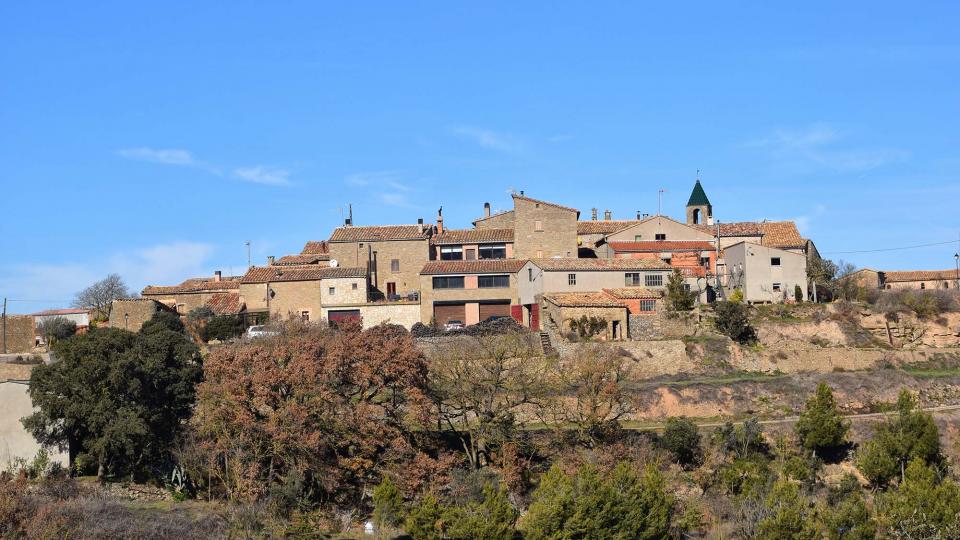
[329,259,339,268]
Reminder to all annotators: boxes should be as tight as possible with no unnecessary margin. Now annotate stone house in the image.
[879,270,959,291]
[239,265,368,324]
[271,240,331,266]
[541,292,629,341]
[431,228,514,261]
[141,271,242,315]
[473,193,580,259]
[418,259,528,326]
[108,298,177,332]
[32,308,91,346]
[607,240,717,278]
[326,224,432,300]
[0,315,35,354]
[722,241,808,303]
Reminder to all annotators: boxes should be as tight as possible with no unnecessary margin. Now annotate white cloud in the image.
[453,126,523,153]
[748,124,909,172]
[345,171,410,191]
[117,147,196,166]
[0,241,216,314]
[234,166,292,186]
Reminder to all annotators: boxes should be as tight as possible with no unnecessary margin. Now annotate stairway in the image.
[539,331,555,356]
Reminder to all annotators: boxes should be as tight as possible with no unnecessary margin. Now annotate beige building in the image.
[723,241,808,304]
[326,224,432,300]
[431,228,514,261]
[1,364,68,470]
[542,292,629,341]
[879,270,959,291]
[108,299,177,332]
[271,240,332,267]
[141,271,242,315]
[473,193,579,259]
[239,265,368,323]
[418,259,528,326]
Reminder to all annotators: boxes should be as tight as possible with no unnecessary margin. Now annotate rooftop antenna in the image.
[658,188,667,216]
[348,203,353,225]
[245,241,251,268]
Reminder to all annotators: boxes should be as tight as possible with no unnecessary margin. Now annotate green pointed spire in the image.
[687,180,711,207]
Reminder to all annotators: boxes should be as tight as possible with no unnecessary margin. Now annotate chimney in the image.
[591,208,598,221]
[417,217,424,233]
[214,270,222,282]
[643,213,649,218]
[267,256,275,266]
[519,190,524,196]
[484,202,491,218]
[636,211,642,220]
[436,206,444,234]
[604,209,612,220]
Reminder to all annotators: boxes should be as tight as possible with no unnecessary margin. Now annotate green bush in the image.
[405,483,518,540]
[856,391,941,487]
[795,383,849,457]
[140,311,185,334]
[666,270,697,311]
[202,315,245,342]
[713,301,756,344]
[660,417,702,467]
[372,477,405,529]
[823,492,876,540]
[37,317,77,343]
[879,459,960,533]
[754,480,818,540]
[713,418,767,459]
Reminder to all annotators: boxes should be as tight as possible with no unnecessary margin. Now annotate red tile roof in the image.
[544,292,625,308]
[301,240,330,254]
[241,265,366,283]
[142,276,242,295]
[608,241,714,252]
[420,259,528,275]
[512,193,579,214]
[432,228,514,245]
[329,225,431,242]
[274,254,330,266]
[530,258,672,271]
[577,220,642,235]
[602,287,662,299]
[204,293,245,315]
[883,270,959,283]
[760,221,806,249]
[693,222,763,237]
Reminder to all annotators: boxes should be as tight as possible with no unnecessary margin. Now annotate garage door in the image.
[433,303,466,325]
[478,301,511,321]
[327,309,361,326]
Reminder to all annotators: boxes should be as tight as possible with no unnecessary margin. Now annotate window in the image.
[771,257,781,266]
[920,283,926,289]
[534,220,543,232]
[640,299,656,312]
[772,283,782,292]
[478,275,510,288]
[478,244,507,259]
[440,247,462,260]
[466,249,476,260]
[329,287,336,295]
[568,273,576,285]
[536,250,543,258]
[661,257,672,265]
[645,274,663,287]
[391,259,400,272]
[700,257,710,267]
[655,233,666,241]
[625,273,642,286]
[301,311,310,322]
[352,283,358,290]
[528,268,534,282]
[634,235,642,242]
[432,276,465,289]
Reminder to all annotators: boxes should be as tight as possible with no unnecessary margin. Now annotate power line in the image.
[822,239,959,255]
[5,299,72,304]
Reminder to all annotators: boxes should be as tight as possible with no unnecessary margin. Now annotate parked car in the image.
[443,320,465,331]
[245,325,279,339]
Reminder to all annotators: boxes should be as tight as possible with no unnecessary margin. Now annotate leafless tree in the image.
[71,273,132,320]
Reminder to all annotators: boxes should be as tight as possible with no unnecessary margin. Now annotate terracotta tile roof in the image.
[512,193,579,214]
[883,270,959,282]
[693,222,764,237]
[608,241,714,252]
[329,225,431,242]
[577,220,642,235]
[142,276,241,295]
[301,241,330,254]
[530,258,672,271]
[760,221,805,249]
[473,210,514,224]
[420,259,528,275]
[241,265,366,283]
[274,254,330,266]
[432,228,514,245]
[602,287,662,299]
[31,308,90,316]
[205,293,244,315]
[544,292,625,308]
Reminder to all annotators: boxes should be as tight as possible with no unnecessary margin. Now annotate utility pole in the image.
[657,188,666,216]
[2,297,6,354]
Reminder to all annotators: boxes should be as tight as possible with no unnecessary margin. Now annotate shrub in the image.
[37,317,77,343]
[372,477,405,529]
[713,418,767,459]
[405,483,518,540]
[569,315,608,338]
[794,284,803,303]
[713,301,756,344]
[140,311,185,334]
[879,459,960,533]
[795,383,849,457]
[856,390,942,487]
[660,417,702,467]
[666,269,697,311]
[202,315,245,342]
[754,480,818,540]
[729,289,744,303]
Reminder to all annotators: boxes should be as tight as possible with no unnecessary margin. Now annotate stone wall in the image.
[359,303,420,329]
[328,238,430,298]
[1,315,35,353]
[109,299,173,332]
[629,311,698,340]
[512,196,578,259]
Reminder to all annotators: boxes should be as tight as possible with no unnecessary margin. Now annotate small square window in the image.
[352,283,358,290]
[634,235,642,242]
[920,283,926,289]
[534,220,543,232]
[568,273,576,286]
[329,287,336,295]
[528,268,533,282]
[655,233,666,241]
[391,259,400,272]
[771,257,781,266]
[772,283,782,292]
[536,250,543,258]
[301,311,310,322]
[640,299,656,312]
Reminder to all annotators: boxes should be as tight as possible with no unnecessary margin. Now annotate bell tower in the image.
[686,179,713,226]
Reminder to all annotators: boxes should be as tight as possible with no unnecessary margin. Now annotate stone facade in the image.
[541,301,628,341]
[605,215,716,246]
[354,303,421,329]
[511,195,579,259]
[108,299,175,332]
[473,210,515,229]
[240,275,367,323]
[328,238,429,298]
[0,315,34,354]
[418,273,521,324]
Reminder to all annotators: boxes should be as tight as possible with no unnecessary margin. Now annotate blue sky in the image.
[2,2,958,313]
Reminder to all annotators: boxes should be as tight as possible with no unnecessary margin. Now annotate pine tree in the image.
[795,383,849,456]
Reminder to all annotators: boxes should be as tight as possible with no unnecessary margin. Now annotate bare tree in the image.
[71,274,132,320]
[429,332,547,469]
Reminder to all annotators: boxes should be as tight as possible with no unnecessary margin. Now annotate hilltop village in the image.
[116,180,818,338]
